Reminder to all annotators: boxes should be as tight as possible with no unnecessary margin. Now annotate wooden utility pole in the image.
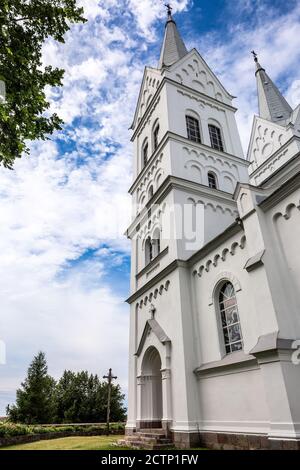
[103,368,117,435]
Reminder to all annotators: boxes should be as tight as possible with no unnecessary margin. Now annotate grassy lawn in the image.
[0,435,128,451]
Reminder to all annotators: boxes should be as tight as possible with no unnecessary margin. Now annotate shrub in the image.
[0,421,125,439]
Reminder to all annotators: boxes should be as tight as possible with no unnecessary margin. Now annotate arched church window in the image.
[153,122,160,151]
[208,124,224,152]
[152,228,161,258]
[148,185,154,200]
[208,171,218,189]
[142,139,149,168]
[145,237,153,265]
[186,115,201,143]
[219,282,243,354]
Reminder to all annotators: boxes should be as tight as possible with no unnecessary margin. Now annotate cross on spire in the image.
[251,50,258,62]
[158,2,188,68]
[165,3,173,19]
[251,50,292,123]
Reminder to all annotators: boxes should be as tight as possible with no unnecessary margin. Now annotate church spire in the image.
[251,51,292,124]
[158,4,188,69]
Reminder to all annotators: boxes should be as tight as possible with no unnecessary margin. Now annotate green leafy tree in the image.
[0,0,86,168]
[55,370,126,423]
[7,351,57,424]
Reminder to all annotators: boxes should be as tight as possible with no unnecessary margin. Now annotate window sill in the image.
[194,351,258,379]
[136,247,169,280]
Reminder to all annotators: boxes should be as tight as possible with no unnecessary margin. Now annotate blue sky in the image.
[1,0,300,416]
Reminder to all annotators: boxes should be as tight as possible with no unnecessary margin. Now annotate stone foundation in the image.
[126,427,300,450]
[182,431,300,450]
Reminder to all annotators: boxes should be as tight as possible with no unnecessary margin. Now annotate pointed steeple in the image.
[251,51,292,124]
[158,5,188,69]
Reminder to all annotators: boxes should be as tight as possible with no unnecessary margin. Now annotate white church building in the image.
[125,9,300,450]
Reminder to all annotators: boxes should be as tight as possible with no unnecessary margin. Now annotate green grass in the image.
[0,435,128,451]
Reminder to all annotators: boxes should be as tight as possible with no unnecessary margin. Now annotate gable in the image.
[131,67,163,131]
[247,115,290,173]
[164,49,234,105]
[136,318,170,357]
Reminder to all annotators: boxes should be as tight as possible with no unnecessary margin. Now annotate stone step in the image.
[138,432,166,439]
[157,438,173,444]
[140,436,159,443]
[139,428,165,434]
[125,435,142,442]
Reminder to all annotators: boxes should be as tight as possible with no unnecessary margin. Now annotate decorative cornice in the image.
[193,234,246,280]
[127,174,238,238]
[187,221,242,268]
[129,131,249,196]
[250,331,296,364]
[131,76,238,141]
[135,318,171,357]
[126,260,184,304]
[194,351,258,379]
[258,170,300,212]
[166,77,237,112]
[249,136,300,177]
[244,250,265,272]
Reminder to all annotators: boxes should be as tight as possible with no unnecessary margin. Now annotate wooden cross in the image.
[103,368,117,435]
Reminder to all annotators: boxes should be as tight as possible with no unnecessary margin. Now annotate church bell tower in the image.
[126,7,249,436]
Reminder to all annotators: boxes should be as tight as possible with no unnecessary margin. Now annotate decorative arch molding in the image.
[192,235,246,278]
[136,280,170,310]
[185,108,201,120]
[191,199,238,217]
[181,144,238,172]
[272,201,300,222]
[208,271,242,306]
[137,95,161,137]
[137,153,163,193]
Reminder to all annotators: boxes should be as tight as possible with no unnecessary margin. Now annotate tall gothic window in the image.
[153,122,160,151]
[145,232,160,265]
[208,124,224,152]
[145,237,153,265]
[219,282,243,354]
[208,171,218,189]
[186,116,201,143]
[142,140,148,168]
[148,186,154,200]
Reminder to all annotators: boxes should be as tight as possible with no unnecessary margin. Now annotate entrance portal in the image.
[140,346,162,428]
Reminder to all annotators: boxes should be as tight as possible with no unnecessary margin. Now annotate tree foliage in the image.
[56,370,126,423]
[0,0,87,168]
[7,351,57,424]
[7,352,127,424]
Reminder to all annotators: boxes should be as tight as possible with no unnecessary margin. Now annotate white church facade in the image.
[125,9,300,450]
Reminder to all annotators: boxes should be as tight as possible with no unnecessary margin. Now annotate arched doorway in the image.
[140,346,162,428]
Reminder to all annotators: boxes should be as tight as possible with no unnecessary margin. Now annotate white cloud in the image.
[128,0,190,41]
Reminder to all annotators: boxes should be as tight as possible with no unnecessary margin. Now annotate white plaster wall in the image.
[263,188,300,338]
[172,188,238,260]
[198,369,269,434]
